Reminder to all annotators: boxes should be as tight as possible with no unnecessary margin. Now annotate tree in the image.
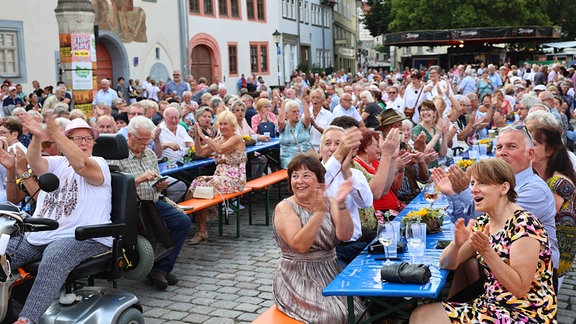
[545,0,576,40]
[361,0,554,36]
[360,0,393,38]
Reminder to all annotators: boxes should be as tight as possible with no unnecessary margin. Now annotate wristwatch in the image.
[21,170,33,179]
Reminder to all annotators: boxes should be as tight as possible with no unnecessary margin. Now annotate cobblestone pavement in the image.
[114,195,576,323]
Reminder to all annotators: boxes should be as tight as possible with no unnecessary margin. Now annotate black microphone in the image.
[20,173,60,213]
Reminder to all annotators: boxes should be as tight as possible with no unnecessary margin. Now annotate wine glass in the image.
[424,183,439,207]
[378,223,396,265]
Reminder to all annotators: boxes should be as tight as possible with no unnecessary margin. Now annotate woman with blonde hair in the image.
[187,110,247,244]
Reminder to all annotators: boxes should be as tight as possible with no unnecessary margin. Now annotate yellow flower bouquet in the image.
[183,146,196,163]
[242,135,256,146]
[401,207,444,234]
[456,159,473,171]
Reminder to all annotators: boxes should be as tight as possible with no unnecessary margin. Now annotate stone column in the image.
[55,0,96,115]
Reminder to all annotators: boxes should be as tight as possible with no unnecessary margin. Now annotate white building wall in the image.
[0,0,181,92]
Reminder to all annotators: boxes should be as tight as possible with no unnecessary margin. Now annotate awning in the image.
[383,26,561,46]
[542,41,576,49]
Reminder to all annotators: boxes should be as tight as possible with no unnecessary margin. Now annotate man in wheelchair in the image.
[109,116,191,290]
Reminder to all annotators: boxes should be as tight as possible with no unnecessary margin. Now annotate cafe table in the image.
[323,192,453,324]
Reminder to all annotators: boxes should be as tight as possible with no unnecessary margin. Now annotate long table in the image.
[322,193,452,323]
[159,138,280,177]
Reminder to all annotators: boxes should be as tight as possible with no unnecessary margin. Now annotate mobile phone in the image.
[152,176,169,187]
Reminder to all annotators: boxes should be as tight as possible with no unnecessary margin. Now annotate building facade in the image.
[332,0,358,73]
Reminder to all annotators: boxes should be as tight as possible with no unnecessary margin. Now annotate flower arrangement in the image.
[456,159,473,171]
[242,135,256,146]
[477,139,492,153]
[401,207,444,234]
[183,146,196,163]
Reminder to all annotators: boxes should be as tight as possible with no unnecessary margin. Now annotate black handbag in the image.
[368,240,406,254]
[137,199,174,262]
[257,122,276,138]
[380,262,431,284]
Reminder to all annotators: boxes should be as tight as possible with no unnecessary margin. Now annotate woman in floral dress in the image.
[411,159,557,323]
[186,111,246,245]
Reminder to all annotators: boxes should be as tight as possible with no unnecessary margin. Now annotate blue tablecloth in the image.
[159,138,279,176]
[323,192,452,299]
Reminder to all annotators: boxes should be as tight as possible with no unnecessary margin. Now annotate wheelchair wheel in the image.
[116,307,144,324]
[123,235,154,281]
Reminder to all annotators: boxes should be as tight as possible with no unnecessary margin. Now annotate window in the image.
[219,0,228,16]
[0,21,25,79]
[189,0,214,15]
[0,32,17,76]
[249,43,269,74]
[228,43,238,75]
[247,0,266,21]
[247,0,254,19]
[189,0,200,13]
[230,0,240,17]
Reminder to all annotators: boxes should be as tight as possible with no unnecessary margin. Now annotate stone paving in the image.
[113,194,576,324]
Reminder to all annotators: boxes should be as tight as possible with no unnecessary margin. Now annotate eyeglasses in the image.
[41,141,56,149]
[513,125,533,145]
[128,112,145,116]
[233,108,246,112]
[68,136,95,144]
[420,107,433,112]
[131,134,152,143]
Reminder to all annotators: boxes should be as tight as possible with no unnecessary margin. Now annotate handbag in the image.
[368,241,406,254]
[193,186,215,199]
[380,262,431,284]
[137,199,174,262]
[257,122,276,138]
[404,85,423,119]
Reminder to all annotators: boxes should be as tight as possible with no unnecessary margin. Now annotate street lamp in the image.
[272,29,281,88]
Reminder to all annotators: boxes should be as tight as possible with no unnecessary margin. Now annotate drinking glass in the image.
[406,222,425,263]
[378,223,396,265]
[479,144,488,156]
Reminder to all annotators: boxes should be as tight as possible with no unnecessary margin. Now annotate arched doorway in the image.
[191,45,213,84]
[96,43,113,85]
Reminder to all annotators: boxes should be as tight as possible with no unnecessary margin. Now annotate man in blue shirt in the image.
[93,79,118,106]
[487,64,503,93]
[437,126,559,290]
[164,70,190,100]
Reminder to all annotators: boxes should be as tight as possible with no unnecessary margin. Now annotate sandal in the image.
[188,231,208,245]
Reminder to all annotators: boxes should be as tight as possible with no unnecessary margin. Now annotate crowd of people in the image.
[0,59,575,323]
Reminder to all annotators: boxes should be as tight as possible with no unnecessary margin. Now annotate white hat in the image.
[534,84,546,91]
[8,86,16,91]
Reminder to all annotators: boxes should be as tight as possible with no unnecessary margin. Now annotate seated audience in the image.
[278,99,311,169]
[186,111,246,245]
[273,154,365,323]
[411,158,557,323]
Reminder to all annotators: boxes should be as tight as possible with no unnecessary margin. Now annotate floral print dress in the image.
[547,175,576,277]
[443,210,557,323]
[189,150,246,194]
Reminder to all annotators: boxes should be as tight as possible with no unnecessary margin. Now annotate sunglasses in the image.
[512,125,533,145]
[41,141,55,149]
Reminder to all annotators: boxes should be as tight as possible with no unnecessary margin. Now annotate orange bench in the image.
[179,187,252,238]
[252,305,303,324]
[246,170,288,226]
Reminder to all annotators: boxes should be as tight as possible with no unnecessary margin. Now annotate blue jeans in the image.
[153,200,191,274]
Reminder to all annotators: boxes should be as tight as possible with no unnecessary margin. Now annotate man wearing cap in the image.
[2,86,24,115]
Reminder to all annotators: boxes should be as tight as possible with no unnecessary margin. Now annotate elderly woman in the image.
[278,99,311,169]
[251,98,278,134]
[357,90,383,129]
[9,115,112,324]
[195,106,217,140]
[232,100,269,178]
[273,154,365,323]
[529,119,576,287]
[412,100,450,168]
[412,158,557,323]
[0,117,27,154]
[186,111,247,245]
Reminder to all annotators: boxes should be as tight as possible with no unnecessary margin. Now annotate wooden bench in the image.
[246,169,288,226]
[252,305,303,324]
[178,187,252,238]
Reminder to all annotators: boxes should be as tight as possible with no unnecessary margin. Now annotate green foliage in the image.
[360,0,392,38]
[363,0,564,36]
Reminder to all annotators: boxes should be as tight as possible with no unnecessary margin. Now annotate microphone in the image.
[20,173,60,214]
